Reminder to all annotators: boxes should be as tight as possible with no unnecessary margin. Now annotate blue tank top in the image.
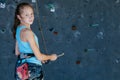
[16,25,42,65]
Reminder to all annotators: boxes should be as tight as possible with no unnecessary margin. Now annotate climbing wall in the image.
[0,0,120,80]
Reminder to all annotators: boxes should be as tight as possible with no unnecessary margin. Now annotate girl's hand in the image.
[50,54,57,61]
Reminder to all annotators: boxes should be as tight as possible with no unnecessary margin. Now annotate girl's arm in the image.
[24,29,57,61]
[15,41,20,56]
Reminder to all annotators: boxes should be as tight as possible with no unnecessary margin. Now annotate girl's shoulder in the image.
[21,28,32,35]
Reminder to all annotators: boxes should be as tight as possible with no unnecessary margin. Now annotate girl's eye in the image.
[31,13,33,15]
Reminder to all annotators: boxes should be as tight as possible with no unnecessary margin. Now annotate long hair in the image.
[12,2,33,39]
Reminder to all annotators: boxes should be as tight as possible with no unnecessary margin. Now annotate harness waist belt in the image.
[19,53,35,59]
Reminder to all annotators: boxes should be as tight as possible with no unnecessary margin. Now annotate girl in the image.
[13,2,57,80]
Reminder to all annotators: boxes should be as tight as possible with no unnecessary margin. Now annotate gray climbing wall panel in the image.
[0,0,120,80]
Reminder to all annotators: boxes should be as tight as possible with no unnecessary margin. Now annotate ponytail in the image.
[12,13,20,39]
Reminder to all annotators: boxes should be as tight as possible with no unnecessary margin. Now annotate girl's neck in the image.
[19,24,31,29]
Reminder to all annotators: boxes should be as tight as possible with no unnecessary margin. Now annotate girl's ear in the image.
[17,15,21,20]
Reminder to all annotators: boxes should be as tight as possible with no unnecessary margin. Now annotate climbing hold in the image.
[76,60,80,65]
[46,3,56,12]
[53,31,58,35]
[49,28,54,32]
[0,2,5,8]
[72,25,77,30]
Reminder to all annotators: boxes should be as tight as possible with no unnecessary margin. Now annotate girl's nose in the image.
[29,15,33,19]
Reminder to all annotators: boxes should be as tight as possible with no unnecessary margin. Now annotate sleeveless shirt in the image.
[16,25,42,65]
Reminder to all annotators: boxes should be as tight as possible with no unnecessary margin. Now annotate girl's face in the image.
[17,6,34,27]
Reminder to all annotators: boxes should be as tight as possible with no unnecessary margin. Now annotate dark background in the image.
[0,0,120,80]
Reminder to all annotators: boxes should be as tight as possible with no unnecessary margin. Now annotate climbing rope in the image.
[35,0,48,53]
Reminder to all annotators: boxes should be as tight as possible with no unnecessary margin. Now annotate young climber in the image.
[13,2,57,80]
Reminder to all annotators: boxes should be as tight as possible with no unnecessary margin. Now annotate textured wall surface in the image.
[0,0,120,80]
